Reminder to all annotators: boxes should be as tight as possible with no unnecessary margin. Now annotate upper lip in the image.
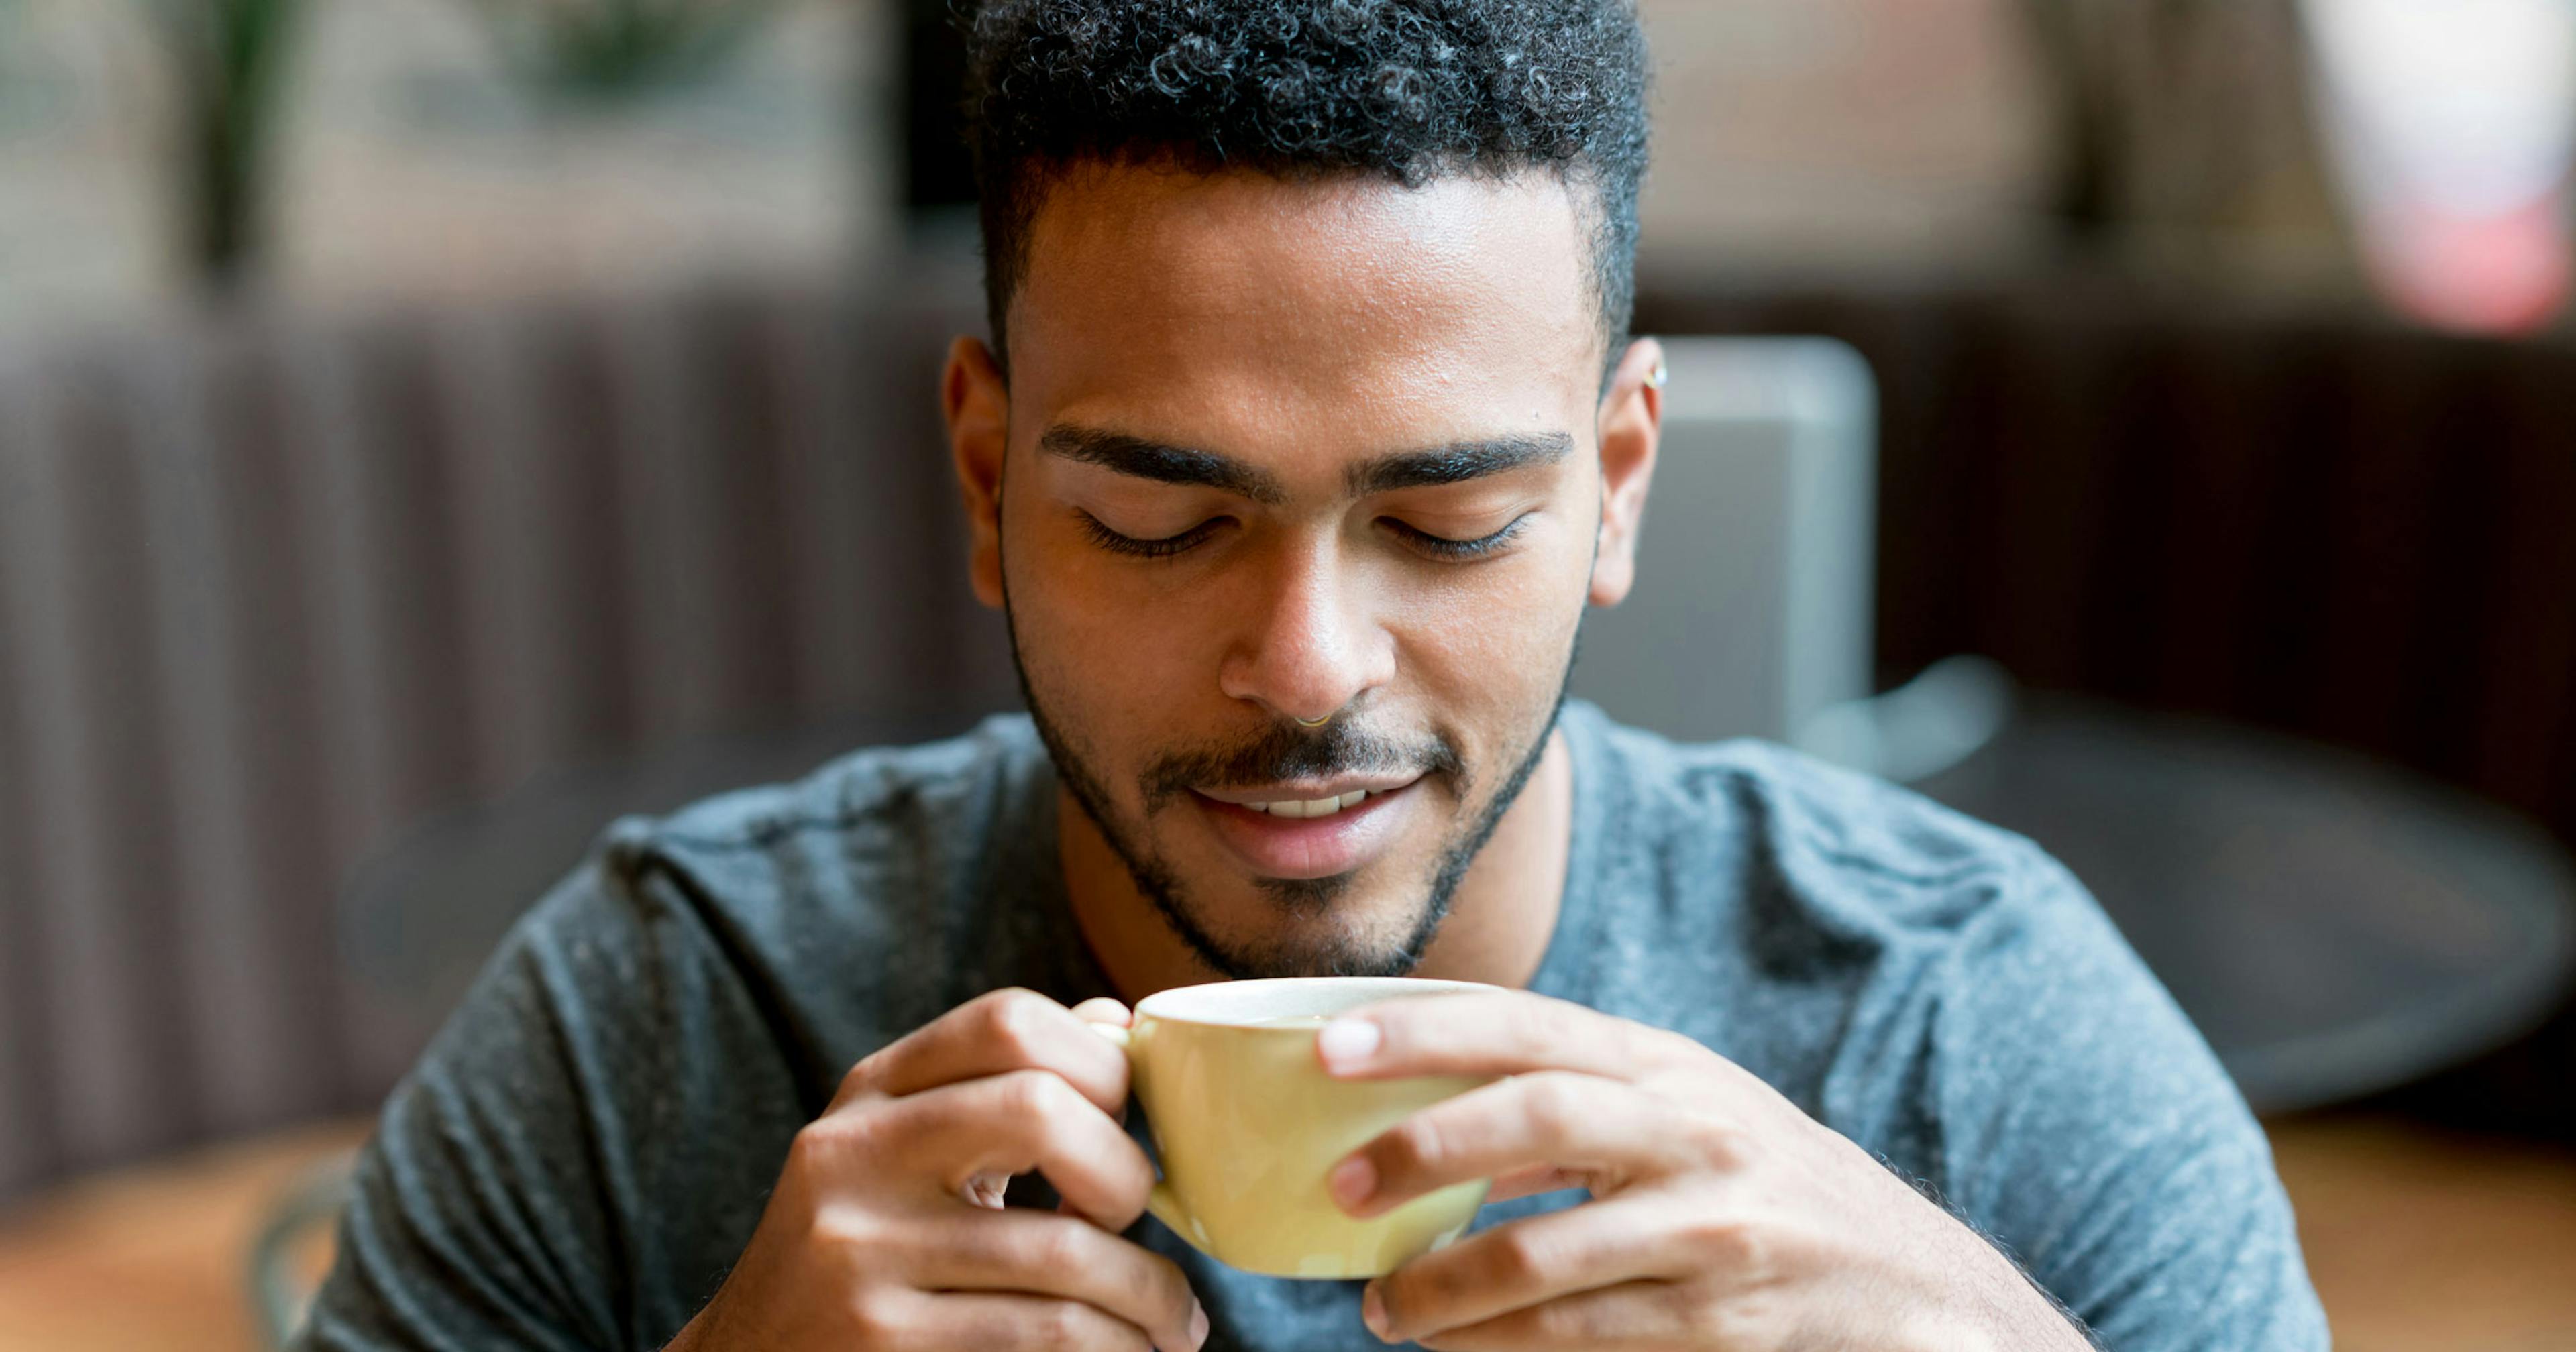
[1193,774,1422,805]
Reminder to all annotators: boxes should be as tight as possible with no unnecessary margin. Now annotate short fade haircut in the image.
[959,0,1650,383]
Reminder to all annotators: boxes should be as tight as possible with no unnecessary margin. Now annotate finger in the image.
[920,1292,1156,1352]
[1316,990,1669,1082]
[916,1209,1204,1352]
[887,1068,1157,1230]
[1482,1163,1585,1204]
[1066,999,1134,1125]
[1069,997,1134,1028]
[841,988,1131,1117]
[1366,1198,1689,1345]
[1407,1280,1688,1351]
[1332,1073,1702,1217]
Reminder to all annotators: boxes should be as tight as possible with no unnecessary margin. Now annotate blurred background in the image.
[4,1,2575,1347]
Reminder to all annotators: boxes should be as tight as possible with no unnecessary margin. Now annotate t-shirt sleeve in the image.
[295,853,802,1351]
[1928,851,2331,1351]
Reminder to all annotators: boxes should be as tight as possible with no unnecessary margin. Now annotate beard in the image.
[1008,614,1575,980]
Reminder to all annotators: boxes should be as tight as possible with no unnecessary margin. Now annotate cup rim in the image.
[1130,976,1501,1028]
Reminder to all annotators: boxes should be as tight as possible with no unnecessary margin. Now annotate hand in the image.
[1317,991,2090,1351]
[665,989,1209,1352]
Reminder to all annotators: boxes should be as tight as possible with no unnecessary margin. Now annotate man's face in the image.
[972,164,1627,979]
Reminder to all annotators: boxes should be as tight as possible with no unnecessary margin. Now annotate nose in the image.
[1217,533,1394,724]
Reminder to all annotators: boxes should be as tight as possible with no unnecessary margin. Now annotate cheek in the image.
[1385,534,1589,721]
[1002,508,1209,718]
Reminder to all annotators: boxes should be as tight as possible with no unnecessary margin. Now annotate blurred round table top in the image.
[1913,695,2576,1113]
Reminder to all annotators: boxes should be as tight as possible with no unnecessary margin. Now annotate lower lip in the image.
[1193,783,1418,880]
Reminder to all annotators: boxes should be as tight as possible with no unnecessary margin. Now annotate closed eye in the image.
[1382,514,1534,561]
[1077,512,1228,559]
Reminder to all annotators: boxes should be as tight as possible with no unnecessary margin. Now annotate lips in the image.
[1191,779,1421,879]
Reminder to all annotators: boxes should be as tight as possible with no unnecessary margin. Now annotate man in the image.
[300,2,2329,1349]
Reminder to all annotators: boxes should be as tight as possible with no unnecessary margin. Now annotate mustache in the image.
[1140,718,1467,813]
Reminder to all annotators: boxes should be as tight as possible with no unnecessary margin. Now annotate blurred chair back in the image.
[1571,337,1876,745]
[0,280,1017,1200]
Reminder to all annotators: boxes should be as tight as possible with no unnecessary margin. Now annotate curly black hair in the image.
[961,0,1650,378]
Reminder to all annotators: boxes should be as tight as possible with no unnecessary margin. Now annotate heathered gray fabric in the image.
[298,701,2328,1351]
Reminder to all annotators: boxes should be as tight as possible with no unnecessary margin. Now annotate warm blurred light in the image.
[2303,0,2576,333]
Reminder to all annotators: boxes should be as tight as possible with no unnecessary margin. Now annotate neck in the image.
[1061,728,1574,1004]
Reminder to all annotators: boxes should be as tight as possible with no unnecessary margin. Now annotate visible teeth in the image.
[1251,790,1369,818]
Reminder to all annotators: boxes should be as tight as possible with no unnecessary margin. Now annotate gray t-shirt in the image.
[299,701,2328,1351]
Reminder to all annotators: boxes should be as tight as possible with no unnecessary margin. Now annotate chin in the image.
[1179,879,1442,980]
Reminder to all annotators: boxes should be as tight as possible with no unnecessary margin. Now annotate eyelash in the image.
[1382,515,1534,560]
[1078,513,1227,559]
[1075,512,1533,561]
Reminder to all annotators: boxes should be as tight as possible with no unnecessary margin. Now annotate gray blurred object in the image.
[1917,697,2576,1114]
[1571,338,1878,746]
[0,276,1020,1203]
[1570,336,2001,781]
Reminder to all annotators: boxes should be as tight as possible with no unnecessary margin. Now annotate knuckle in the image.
[1527,1296,1601,1344]
[837,1054,880,1101]
[1678,1213,1764,1271]
[1487,1225,1554,1287]
[846,1290,906,1345]
[1525,1074,1587,1132]
[804,1200,879,1253]
[1030,1299,1095,1346]
[1679,1114,1747,1168]
[786,1118,865,1175]
[1000,1068,1076,1119]
[1505,1000,1564,1059]
[1022,1221,1089,1274]
[981,989,1056,1061]
[1392,1113,1454,1174]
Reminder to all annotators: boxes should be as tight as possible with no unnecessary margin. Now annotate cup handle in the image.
[1084,1021,1191,1241]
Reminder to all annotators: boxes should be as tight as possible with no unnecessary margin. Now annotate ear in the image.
[1589,337,1664,608]
[942,335,1011,609]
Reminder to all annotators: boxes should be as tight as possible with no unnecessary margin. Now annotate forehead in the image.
[1007,163,1601,459]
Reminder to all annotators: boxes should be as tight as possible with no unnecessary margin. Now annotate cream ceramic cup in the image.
[1089,976,1499,1279]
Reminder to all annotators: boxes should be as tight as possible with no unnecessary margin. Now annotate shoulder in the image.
[1576,713,2323,1345]
[488,712,1059,1069]
[589,713,1051,919]
[1580,706,2080,950]
[626,713,1045,860]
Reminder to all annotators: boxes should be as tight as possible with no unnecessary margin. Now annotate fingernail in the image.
[1329,1153,1377,1210]
[1362,1283,1391,1341]
[1189,1299,1210,1350]
[1317,1017,1381,1068]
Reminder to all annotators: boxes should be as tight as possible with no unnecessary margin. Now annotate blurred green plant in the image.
[146,0,305,289]
[467,0,787,105]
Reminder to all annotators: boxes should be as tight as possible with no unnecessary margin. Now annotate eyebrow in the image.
[1344,432,1576,496]
[1039,425,1576,504]
[1038,426,1289,504]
